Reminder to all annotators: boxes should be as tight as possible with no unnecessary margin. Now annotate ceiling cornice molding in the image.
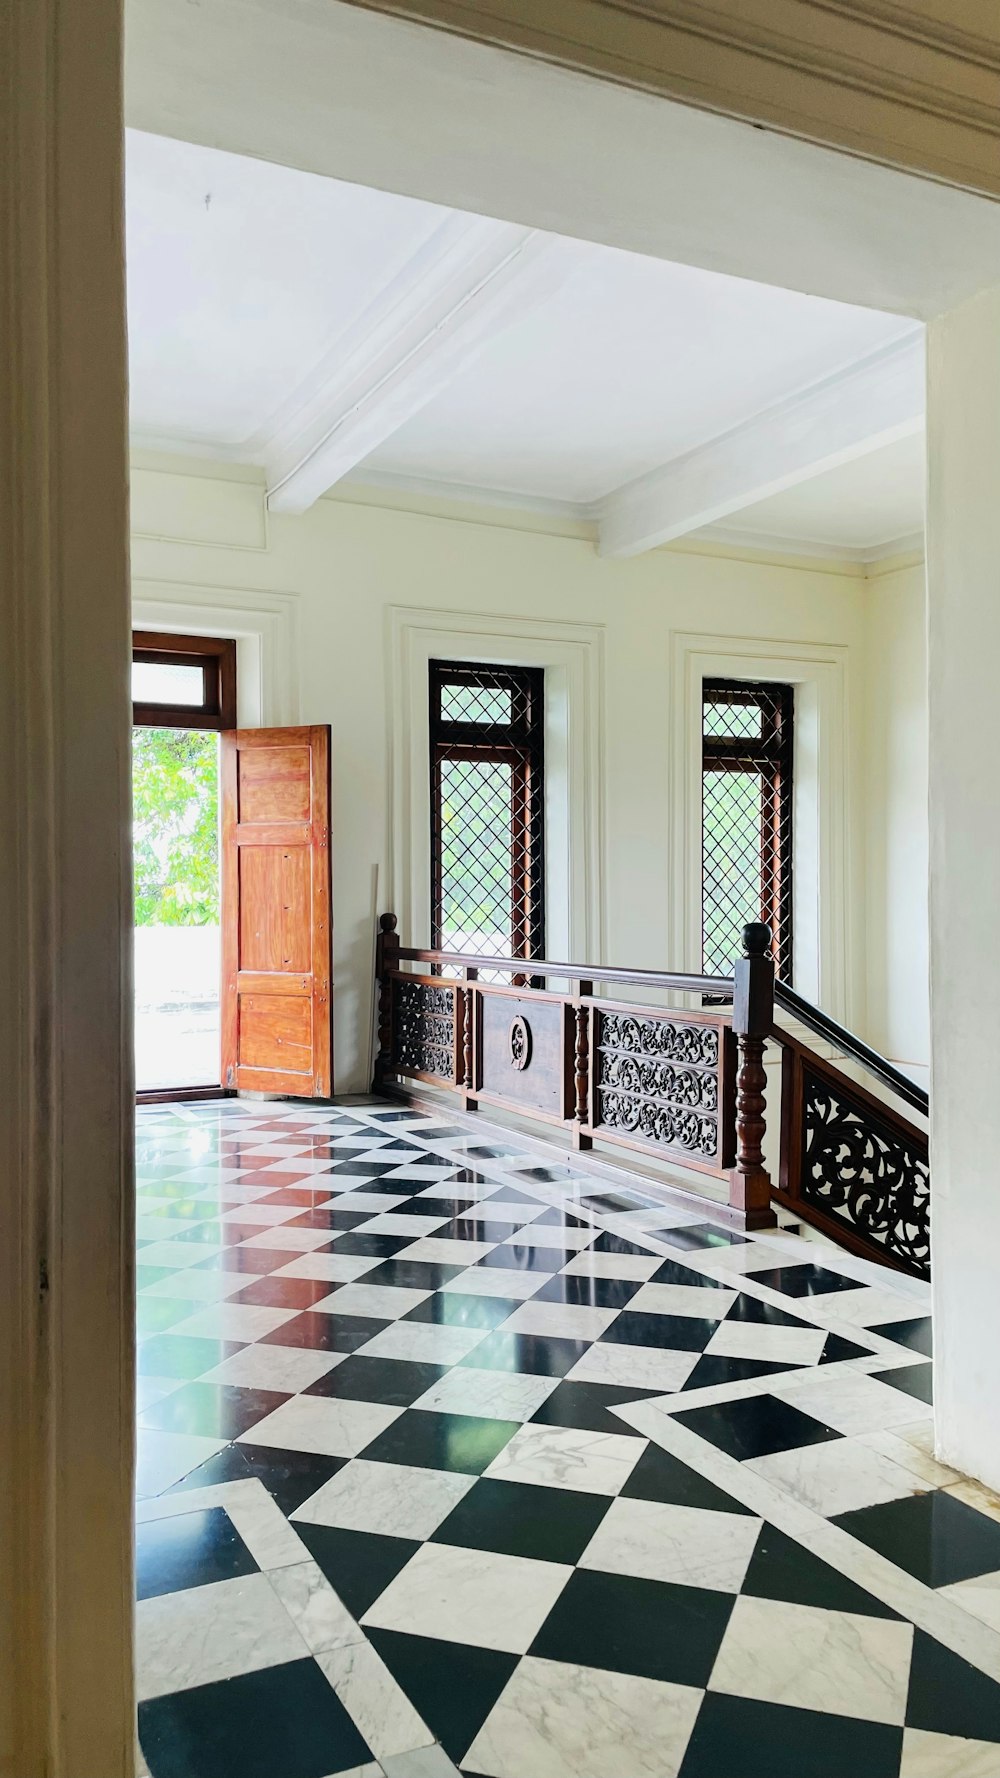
[596,332,925,558]
[341,0,1000,196]
[261,212,573,513]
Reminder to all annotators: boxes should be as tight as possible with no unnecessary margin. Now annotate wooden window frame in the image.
[132,630,237,731]
[429,659,545,964]
[702,677,794,983]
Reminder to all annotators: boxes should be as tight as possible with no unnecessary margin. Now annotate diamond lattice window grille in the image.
[701,678,793,982]
[430,660,544,969]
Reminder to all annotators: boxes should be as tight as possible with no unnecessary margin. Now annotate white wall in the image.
[131,455,917,1093]
[863,558,930,1075]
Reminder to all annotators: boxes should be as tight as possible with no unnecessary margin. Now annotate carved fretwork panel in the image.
[594,1010,730,1169]
[393,979,456,1082]
[800,1064,930,1279]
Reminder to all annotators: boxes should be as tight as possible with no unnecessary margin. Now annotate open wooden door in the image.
[221,726,332,1097]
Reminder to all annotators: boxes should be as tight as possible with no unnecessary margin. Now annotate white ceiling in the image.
[127,128,926,559]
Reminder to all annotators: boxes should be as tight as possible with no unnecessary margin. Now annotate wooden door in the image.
[221,726,332,1097]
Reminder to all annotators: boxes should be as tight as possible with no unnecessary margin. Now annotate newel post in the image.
[730,922,778,1230]
[373,911,399,1091]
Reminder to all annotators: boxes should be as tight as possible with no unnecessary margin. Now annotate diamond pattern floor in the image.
[135,1097,998,1778]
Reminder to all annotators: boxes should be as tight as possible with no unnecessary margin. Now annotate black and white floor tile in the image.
[134,1096,1000,1778]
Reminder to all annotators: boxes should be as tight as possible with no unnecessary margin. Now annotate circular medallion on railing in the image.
[508,1015,532,1071]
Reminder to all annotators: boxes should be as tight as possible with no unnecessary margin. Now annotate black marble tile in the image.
[589,1230,659,1258]
[874,1361,933,1404]
[404,1292,525,1330]
[475,1244,563,1273]
[742,1524,902,1618]
[621,1441,757,1513]
[231,1274,334,1310]
[875,1317,933,1358]
[443,1218,534,1245]
[364,1629,517,1765]
[359,1408,519,1474]
[723,1293,815,1329]
[434,1475,611,1564]
[650,1257,732,1288]
[531,1379,658,1437]
[383,1195,465,1218]
[600,1311,721,1352]
[820,1333,875,1363]
[327,1230,415,1258]
[284,1206,370,1231]
[681,1355,804,1390]
[359,1257,466,1291]
[138,1657,371,1778]
[514,1165,585,1183]
[140,1382,289,1440]
[305,1353,447,1406]
[906,1629,1000,1742]
[674,1394,842,1462]
[678,1694,903,1778]
[462,1143,527,1158]
[660,1223,749,1250]
[137,1334,245,1380]
[328,1159,402,1177]
[166,1441,348,1517]
[294,1523,420,1618]
[530,1568,734,1687]
[744,1263,862,1297]
[261,1310,389,1353]
[458,1329,592,1377]
[531,1272,643,1310]
[834,1489,1000,1588]
[136,1506,258,1601]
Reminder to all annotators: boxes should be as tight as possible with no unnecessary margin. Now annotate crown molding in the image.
[341,0,1000,196]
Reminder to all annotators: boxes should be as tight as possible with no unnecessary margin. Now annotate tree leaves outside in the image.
[132,726,219,925]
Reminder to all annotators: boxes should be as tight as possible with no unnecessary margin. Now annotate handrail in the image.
[774,979,928,1116]
[395,944,733,999]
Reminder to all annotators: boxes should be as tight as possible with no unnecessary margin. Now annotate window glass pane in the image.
[702,768,765,975]
[703,698,762,739]
[439,757,514,955]
[132,659,205,706]
[440,681,512,724]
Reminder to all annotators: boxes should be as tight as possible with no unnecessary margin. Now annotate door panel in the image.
[222,725,332,1097]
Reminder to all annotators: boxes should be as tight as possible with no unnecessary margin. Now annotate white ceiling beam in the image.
[263,213,571,513]
[597,333,925,558]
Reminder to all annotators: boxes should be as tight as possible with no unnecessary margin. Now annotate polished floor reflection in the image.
[136,1097,1000,1778]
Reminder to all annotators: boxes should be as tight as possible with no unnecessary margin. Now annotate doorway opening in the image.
[131,631,236,1098]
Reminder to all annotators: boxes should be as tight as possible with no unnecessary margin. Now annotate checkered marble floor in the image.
[135,1096,1000,1778]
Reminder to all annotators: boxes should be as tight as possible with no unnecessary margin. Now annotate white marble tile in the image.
[939,1571,1000,1635]
[139,1251,240,1288]
[135,1429,227,1498]
[566,1340,699,1394]
[561,1251,662,1282]
[328,1191,411,1212]
[361,1212,452,1237]
[135,1375,186,1411]
[239,1225,341,1251]
[167,1301,300,1342]
[464,1655,702,1778]
[204,1342,343,1392]
[484,1421,644,1496]
[267,1560,364,1653]
[945,1478,1000,1528]
[361,1542,571,1653]
[220,1202,303,1225]
[689,1242,801,1278]
[395,1236,497,1266]
[817,1286,929,1328]
[358,1320,490,1366]
[315,1283,433,1320]
[136,1573,308,1700]
[318,1641,434,1762]
[501,1300,619,1342]
[242,1395,402,1459]
[440,1266,551,1301]
[771,1369,931,1437]
[502,1225,596,1251]
[274,1252,381,1283]
[137,1215,197,1242]
[627,1282,738,1319]
[580,1496,762,1592]
[704,1320,828,1366]
[899,1727,1000,1776]
[456,1202,547,1224]
[292,1458,475,1538]
[708,1594,913,1723]
[381,1746,462,1778]
[748,1437,923,1517]
[413,1366,560,1423]
[858,1425,960,1489]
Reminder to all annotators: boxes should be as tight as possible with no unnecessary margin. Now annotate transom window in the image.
[429,659,545,962]
[702,677,794,981]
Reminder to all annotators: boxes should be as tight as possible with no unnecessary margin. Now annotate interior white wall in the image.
[131,456,898,1094]
[863,558,930,1076]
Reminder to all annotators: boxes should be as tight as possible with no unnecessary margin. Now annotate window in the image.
[702,677,793,981]
[429,659,544,961]
[132,631,237,730]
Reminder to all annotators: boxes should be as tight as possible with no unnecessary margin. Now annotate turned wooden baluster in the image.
[731,922,778,1230]
[461,965,477,1110]
[573,979,593,1150]
[373,911,399,1091]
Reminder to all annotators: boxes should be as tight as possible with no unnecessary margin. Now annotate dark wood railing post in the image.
[731,922,778,1229]
[573,979,593,1150]
[373,911,399,1091]
[461,966,478,1112]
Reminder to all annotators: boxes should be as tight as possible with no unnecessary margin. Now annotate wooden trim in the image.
[137,1086,230,1105]
[132,629,237,730]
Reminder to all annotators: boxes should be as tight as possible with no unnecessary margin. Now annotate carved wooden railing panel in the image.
[391,976,458,1086]
[591,1005,735,1173]
[777,1039,930,1279]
